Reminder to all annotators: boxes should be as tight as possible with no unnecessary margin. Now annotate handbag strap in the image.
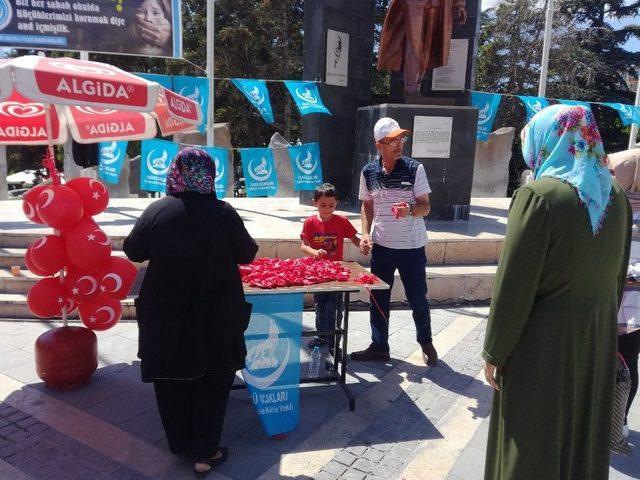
[617,352,629,369]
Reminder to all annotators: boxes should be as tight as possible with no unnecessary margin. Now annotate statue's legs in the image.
[403,0,442,95]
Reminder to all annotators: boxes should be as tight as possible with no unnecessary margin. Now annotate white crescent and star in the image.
[91,306,116,325]
[95,230,111,247]
[33,237,47,250]
[88,179,106,200]
[24,202,36,219]
[77,276,98,295]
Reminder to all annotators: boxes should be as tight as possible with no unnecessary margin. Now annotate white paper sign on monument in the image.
[431,39,469,91]
[325,29,349,87]
[411,116,453,159]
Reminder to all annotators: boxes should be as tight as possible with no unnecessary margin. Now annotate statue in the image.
[377,0,468,96]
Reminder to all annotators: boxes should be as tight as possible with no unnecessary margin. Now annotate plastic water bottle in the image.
[308,346,321,378]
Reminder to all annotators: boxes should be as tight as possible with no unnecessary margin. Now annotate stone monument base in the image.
[349,103,478,221]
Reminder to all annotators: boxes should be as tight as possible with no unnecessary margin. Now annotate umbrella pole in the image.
[43,105,67,327]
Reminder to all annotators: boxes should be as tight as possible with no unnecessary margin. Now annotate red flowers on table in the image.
[240,257,351,289]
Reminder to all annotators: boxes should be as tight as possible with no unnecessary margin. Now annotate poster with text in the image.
[0,0,182,58]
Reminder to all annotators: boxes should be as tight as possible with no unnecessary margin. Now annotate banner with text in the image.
[517,95,549,121]
[201,146,230,199]
[284,81,331,116]
[603,103,640,126]
[0,0,183,57]
[140,138,178,193]
[243,293,303,437]
[232,79,275,124]
[173,75,208,133]
[240,147,278,197]
[98,140,127,185]
[135,73,173,90]
[471,92,502,142]
[288,143,323,191]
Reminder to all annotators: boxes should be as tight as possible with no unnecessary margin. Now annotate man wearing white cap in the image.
[352,117,437,366]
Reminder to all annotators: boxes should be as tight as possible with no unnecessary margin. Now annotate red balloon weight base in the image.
[35,326,98,391]
[271,433,288,440]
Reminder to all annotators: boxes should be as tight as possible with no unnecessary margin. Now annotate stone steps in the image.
[0,264,496,319]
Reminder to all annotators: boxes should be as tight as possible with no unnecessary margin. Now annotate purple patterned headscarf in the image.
[166,147,217,196]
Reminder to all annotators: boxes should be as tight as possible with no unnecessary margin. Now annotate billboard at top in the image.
[0,0,182,58]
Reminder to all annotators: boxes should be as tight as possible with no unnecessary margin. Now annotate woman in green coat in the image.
[483,105,631,480]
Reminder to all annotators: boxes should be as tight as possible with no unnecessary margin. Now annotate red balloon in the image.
[25,245,50,277]
[79,295,122,331]
[27,277,67,318]
[64,220,112,270]
[36,185,84,230]
[22,183,51,224]
[63,266,101,304]
[28,235,68,276]
[66,177,109,218]
[62,297,79,315]
[98,257,137,300]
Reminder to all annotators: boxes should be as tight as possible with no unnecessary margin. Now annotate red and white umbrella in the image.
[0,55,202,145]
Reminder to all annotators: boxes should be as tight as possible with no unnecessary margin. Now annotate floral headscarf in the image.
[166,147,217,196]
[521,104,612,234]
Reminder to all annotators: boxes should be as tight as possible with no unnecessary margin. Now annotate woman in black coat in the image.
[124,148,258,476]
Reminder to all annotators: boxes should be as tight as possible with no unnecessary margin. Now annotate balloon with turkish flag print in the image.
[25,245,50,277]
[64,219,112,271]
[36,184,84,230]
[22,182,51,224]
[78,295,122,331]
[27,277,68,318]
[63,266,101,304]
[65,177,109,218]
[98,257,137,300]
[28,235,68,276]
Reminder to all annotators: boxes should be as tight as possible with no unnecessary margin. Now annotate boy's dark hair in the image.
[313,183,337,201]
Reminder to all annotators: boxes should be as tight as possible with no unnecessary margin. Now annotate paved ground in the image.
[0,308,638,479]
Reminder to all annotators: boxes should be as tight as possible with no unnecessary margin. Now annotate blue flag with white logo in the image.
[471,92,502,142]
[243,294,303,437]
[201,146,230,199]
[240,148,278,197]
[98,141,128,185]
[135,73,173,90]
[172,75,209,133]
[603,103,640,126]
[284,81,331,116]
[140,139,179,193]
[288,143,323,191]
[231,79,275,124]
[518,95,549,121]
[559,99,592,111]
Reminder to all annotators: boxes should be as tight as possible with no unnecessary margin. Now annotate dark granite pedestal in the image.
[350,104,478,221]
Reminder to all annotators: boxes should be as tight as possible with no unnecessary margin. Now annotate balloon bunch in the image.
[22,156,137,331]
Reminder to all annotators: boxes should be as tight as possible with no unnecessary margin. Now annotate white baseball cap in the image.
[373,117,410,143]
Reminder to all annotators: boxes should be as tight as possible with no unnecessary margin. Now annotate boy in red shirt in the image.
[301,183,362,353]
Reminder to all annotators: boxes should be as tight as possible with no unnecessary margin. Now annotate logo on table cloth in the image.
[100,142,122,165]
[145,149,170,176]
[295,87,319,105]
[0,0,13,30]
[0,101,44,118]
[248,156,273,182]
[244,320,291,389]
[295,148,318,175]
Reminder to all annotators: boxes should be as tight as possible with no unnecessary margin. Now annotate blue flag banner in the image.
[242,293,303,437]
[135,73,173,90]
[559,99,592,111]
[240,148,278,197]
[201,146,230,199]
[173,75,210,133]
[140,139,179,193]
[98,141,128,185]
[231,79,275,124]
[517,96,549,121]
[284,81,331,116]
[471,92,502,142]
[603,103,640,126]
[288,143,323,191]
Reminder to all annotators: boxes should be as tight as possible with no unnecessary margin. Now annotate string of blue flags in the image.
[106,139,324,196]
[471,91,640,142]
[136,74,331,130]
